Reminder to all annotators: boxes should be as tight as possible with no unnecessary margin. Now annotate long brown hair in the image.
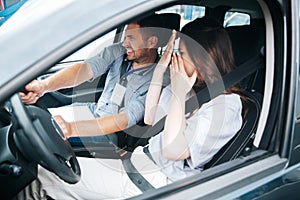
[180,17,247,116]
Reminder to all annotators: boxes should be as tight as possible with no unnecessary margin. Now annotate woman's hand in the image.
[144,30,177,125]
[53,115,73,139]
[170,53,197,96]
[163,52,196,161]
[156,30,177,73]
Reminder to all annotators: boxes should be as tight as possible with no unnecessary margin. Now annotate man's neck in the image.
[132,51,158,70]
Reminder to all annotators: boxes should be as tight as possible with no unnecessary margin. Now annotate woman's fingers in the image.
[157,30,177,71]
[176,53,185,73]
[169,50,198,95]
[163,30,177,61]
[171,53,179,72]
[172,53,185,74]
[171,52,197,91]
[165,30,177,53]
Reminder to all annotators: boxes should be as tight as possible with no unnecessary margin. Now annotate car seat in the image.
[202,20,265,168]
[226,19,266,94]
[204,90,262,169]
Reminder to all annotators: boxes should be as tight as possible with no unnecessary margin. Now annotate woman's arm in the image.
[144,30,177,125]
[144,68,166,125]
[163,53,197,160]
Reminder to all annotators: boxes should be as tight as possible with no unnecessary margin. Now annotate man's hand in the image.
[53,115,73,139]
[20,80,46,104]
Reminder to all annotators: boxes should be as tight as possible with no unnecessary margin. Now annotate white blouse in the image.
[148,86,243,181]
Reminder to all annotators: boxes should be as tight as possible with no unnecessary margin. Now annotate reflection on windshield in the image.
[61,30,116,63]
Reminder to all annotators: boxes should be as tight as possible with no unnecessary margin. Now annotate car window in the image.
[224,11,250,27]
[157,5,205,29]
[63,5,206,63]
[61,29,117,63]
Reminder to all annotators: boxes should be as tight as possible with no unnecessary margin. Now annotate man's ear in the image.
[147,36,158,48]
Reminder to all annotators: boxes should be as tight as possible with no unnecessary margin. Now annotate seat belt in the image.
[122,159,155,191]
[120,55,129,78]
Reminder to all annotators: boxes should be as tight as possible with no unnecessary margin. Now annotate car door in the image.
[134,0,299,199]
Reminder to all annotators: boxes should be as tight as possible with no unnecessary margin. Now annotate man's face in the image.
[122,23,150,63]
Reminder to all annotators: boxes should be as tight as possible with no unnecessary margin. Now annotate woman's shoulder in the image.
[215,93,241,102]
[204,93,242,109]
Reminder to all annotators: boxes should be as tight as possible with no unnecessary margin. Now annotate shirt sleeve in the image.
[86,43,125,81]
[120,90,148,128]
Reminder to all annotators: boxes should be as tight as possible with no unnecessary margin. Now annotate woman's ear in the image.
[147,36,158,48]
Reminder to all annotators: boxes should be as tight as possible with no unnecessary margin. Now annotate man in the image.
[21,14,171,148]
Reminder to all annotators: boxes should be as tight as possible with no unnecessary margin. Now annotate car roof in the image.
[0,0,155,89]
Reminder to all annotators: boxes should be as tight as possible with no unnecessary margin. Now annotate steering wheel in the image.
[9,94,81,184]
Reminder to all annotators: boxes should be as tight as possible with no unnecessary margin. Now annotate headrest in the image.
[157,13,181,47]
[154,13,181,47]
[158,13,181,31]
[137,13,180,47]
[226,25,265,65]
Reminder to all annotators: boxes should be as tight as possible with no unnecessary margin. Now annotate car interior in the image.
[67,1,266,165]
[0,0,271,198]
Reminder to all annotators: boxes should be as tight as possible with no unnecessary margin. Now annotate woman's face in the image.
[179,41,196,77]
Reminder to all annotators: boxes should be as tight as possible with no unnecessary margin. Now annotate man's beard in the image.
[127,49,148,63]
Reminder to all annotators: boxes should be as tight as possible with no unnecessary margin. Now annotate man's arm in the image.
[43,62,93,92]
[53,76,145,138]
[21,62,93,104]
[54,112,128,138]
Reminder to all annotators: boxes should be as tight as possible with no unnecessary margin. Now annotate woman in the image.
[144,17,245,180]
[18,17,245,199]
